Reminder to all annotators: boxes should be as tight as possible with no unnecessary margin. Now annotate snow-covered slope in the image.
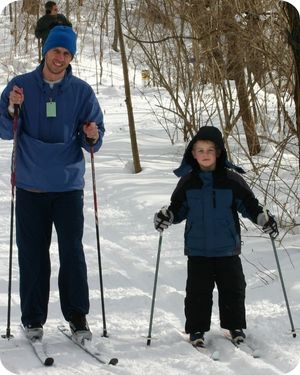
[0,1,300,374]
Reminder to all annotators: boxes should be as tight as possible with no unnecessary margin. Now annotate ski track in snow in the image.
[0,4,300,375]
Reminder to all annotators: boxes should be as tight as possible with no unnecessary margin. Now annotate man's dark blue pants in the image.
[16,188,90,326]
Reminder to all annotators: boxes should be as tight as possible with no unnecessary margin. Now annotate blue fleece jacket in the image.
[0,63,104,192]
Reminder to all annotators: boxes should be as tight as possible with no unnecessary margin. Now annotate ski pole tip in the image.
[102,330,108,338]
[44,357,54,366]
[109,358,118,366]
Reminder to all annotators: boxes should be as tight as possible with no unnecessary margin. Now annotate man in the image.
[0,26,104,342]
[35,1,72,45]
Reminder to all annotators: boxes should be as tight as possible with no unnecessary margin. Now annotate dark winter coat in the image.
[35,14,72,44]
[169,126,263,257]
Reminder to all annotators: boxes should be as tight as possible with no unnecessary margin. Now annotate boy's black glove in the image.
[257,211,279,239]
[154,207,174,232]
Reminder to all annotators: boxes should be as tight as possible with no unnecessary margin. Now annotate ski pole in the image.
[147,231,163,346]
[88,137,108,338]
[263,208,296,338]
[269,236,296,337]
[2,104,19,340]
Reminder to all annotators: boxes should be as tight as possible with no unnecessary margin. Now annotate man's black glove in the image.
[257,211,279,239]
[154,207,174,232]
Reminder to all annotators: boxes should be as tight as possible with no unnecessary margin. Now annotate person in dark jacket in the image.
[0,26,104,343]
[154,126,278,347]
[35,1,72,45]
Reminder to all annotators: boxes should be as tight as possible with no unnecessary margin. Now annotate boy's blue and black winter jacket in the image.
[169,127,263,258]
[0,62,104,192]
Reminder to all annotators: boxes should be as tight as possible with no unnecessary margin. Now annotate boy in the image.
[154,126,278,347]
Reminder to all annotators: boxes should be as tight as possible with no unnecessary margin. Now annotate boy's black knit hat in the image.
[191,126,224,150]
[173,126,245,177]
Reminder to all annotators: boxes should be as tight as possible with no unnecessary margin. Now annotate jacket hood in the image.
[173,126,245,177]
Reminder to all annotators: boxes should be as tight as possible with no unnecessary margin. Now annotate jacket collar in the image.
[34,61,72,90]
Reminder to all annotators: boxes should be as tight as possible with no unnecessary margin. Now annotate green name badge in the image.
[46,101,56,117]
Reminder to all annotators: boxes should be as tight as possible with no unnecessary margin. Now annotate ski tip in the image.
[109,358,118,366]
[44,357,54,366]
[211,351,220,361]
[252,350,261,358]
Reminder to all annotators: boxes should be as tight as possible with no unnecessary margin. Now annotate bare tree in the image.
[283,1,300,169]
[114,0,142,173]
[112,0,122,51]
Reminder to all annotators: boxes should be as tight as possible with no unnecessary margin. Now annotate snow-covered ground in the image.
[1,0,300,374]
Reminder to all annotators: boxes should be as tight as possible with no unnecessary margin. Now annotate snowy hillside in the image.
[1,1,300,374]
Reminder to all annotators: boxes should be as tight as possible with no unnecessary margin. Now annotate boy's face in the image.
[192,140,218,171]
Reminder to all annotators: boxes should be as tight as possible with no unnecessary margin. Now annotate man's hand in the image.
[8,86,24,116]
[83,122,99,144]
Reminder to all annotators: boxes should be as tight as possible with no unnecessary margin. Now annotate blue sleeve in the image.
[78,90,105,153]
[0,81,17,140]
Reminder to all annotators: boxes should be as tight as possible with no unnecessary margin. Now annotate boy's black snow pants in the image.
[185,255,246,334]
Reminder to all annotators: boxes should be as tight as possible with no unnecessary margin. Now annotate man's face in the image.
[43,47,72,80]
[50,5,58,15]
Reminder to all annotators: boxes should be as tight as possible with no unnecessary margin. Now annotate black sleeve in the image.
[57,14,72,27]
[228,170,263,223]
[168,173,194,223]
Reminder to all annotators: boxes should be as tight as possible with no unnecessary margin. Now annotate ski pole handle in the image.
[86,138,95,146]
[84,122,98,147]
[13,104,19,114]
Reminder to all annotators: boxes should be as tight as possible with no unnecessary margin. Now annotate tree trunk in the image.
[22,0,39,15]
[284,2,300,169]
[112,0,122,52]
[66,0,70,20]
[225,11,260,156]
[114,0,142,174]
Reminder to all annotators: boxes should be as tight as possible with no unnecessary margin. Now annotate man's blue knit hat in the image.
[42,26,77,57]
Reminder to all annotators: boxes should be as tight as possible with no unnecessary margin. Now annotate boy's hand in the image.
[257,211,279,238]
[262,214,279,238]
[154,207,174,232]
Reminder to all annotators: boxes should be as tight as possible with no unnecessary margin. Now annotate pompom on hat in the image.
[42,26,77,57]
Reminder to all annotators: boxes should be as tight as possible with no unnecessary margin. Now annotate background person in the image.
[35,1,72,45]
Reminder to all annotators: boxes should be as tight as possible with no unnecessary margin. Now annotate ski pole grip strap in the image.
[14,104,20,116]
[263,206,269,221]
[86,137,95,146]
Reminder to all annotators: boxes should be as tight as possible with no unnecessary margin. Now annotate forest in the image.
[2,0,300,238]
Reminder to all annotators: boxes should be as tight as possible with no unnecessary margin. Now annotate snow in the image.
[0,0,300,374]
